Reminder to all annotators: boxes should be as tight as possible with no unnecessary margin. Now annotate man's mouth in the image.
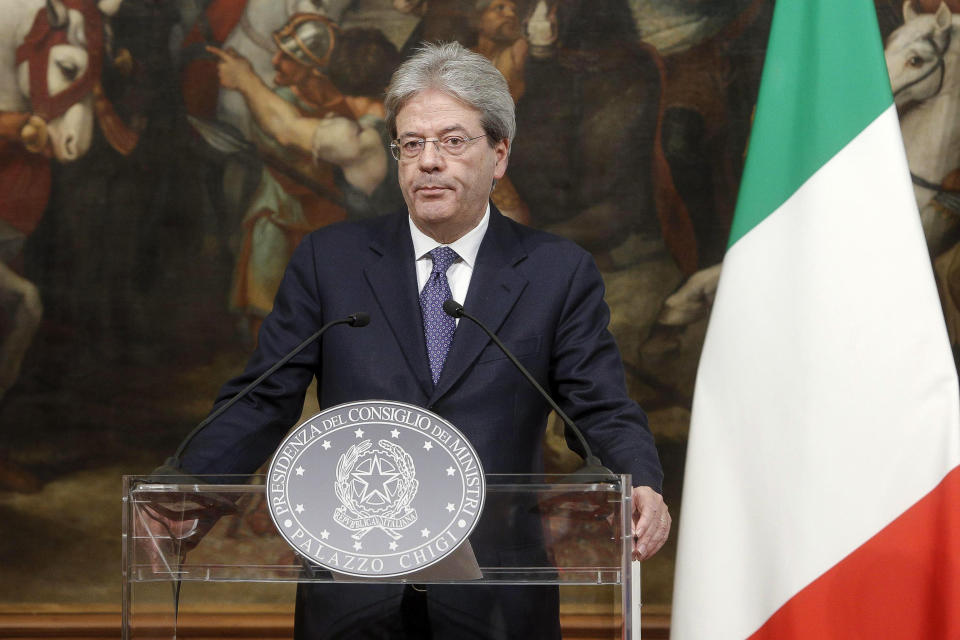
[415,184,450,194]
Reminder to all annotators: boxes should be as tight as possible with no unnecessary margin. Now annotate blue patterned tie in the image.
[420,246,459,384]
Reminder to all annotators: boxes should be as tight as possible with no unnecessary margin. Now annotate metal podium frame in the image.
[122,473,640,639]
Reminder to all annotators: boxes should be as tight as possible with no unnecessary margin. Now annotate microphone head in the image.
[349,312,371,327]
[442,299,464,318]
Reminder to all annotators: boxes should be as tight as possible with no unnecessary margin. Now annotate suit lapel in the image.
[429,208,528,404]
[364,214,434,398]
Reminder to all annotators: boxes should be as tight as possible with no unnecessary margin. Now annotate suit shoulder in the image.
[301,211,401,250]
[501,216,592,262]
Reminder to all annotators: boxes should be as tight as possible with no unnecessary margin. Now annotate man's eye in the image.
[401,140,423,152]
[442,136,466,148]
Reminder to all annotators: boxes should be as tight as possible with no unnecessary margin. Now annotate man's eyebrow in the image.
[398,124,470,139]
[437,125,469,136]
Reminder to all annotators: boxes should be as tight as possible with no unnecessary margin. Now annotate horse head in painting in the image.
[886,1,960,110]
[2,0,124,161]
[886,1,960,211]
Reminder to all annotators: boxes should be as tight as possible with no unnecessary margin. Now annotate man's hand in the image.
[206,46,258,92]
[135,506,199,574]
[631,486,670,561]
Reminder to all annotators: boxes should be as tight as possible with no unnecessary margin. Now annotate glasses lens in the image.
[395,139,423,158]
[440,136,468,155]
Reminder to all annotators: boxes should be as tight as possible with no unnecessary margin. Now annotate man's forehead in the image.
[395,89,483,134]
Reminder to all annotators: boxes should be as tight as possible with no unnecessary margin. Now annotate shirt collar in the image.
[408,204,490,268]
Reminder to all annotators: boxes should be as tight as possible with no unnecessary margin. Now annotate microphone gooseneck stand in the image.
[442,299,617,481]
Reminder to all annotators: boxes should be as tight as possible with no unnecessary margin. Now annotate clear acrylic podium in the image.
[122,473,641,639]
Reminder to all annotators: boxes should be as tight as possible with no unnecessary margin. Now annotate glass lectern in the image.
[122,474,641,639]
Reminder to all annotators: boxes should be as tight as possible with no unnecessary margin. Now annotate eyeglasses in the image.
[390,134,487,160]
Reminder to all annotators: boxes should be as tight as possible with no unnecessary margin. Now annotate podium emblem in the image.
[266,400,485,577]
[334,439,419,539]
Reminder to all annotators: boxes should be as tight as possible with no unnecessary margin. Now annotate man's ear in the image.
[493,138,510,180]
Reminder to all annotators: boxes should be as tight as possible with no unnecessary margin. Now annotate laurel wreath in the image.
[334,440,371,512]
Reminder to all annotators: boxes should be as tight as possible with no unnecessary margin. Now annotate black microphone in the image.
[169,312,370,465]
[443,299,615,479]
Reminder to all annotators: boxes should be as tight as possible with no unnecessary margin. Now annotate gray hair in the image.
[384,42,516,147]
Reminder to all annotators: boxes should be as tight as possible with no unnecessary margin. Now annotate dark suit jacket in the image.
[180,205,663,638]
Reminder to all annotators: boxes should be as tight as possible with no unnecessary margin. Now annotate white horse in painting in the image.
[0,0,123,399]
[886,1,960,214]
[1,0,122,160]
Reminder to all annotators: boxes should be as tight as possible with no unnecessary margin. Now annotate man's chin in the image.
[411,204,455,223]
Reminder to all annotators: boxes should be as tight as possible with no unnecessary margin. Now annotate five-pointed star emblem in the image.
[351,454,400,505]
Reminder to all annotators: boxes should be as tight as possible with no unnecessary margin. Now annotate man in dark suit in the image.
[172,41,670,639]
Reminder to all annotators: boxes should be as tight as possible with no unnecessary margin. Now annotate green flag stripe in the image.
[728,0,893,248]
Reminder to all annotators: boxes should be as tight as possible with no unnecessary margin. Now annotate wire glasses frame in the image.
[390,134,487,160]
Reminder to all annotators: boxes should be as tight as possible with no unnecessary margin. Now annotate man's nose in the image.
[417,140,445,170]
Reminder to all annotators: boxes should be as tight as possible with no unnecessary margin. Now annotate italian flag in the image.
[670,1,960,638]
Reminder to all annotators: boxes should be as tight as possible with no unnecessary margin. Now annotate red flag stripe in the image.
[748,465,960,640]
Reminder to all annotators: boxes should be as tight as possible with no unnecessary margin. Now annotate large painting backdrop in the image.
[3,0,950,612]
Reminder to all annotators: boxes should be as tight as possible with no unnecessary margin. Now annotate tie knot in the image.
[429,246,459,274]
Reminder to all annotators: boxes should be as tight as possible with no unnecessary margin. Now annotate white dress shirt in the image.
[409,205,490,323]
